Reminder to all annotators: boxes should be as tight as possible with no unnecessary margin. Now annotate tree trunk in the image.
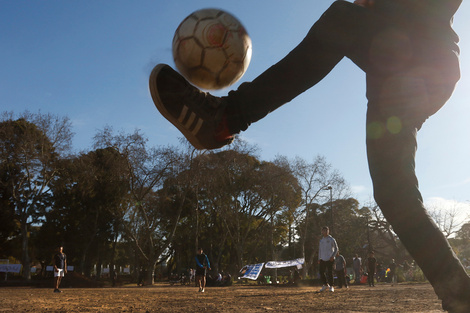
[21,220,31,280]
[270,214,277,283]
[146,260,155,285]
[110,235,118,286]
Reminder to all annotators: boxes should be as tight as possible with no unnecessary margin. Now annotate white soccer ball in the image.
[172,8,252,90]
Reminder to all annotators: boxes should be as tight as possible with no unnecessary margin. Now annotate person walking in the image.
[335,251,348,289]
[53,246,67,293]
[318,226,338,292]
[195,248,211,293]
[389,259,398,286]
[150,1,469,311]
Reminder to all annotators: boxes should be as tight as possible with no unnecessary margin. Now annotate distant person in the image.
[293,269,301,286]
[367,251,377,287]
[150,1,469,311]
[137,266,144,286]
[353,254,362,284]
[334,251,348,289]
[318,226,338,292]
[377,262,385,282]
[195,248,211,293]
[389,259,398,286]
[53,246,67,293]
[189,268,195,285]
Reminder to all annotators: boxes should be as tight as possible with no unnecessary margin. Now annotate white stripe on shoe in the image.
[192,118,203,135]
[178,106,189,124]
[186,112,196,130]
[178,105,204,136]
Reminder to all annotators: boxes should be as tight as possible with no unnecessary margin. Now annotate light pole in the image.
[324,186,333,234]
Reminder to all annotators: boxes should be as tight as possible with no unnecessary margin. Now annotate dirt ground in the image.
[0,282,447,313]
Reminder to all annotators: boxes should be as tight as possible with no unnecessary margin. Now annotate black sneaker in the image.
[436,275,470,313]
[149,64,234,150]
[53,289,61,293]
[442,296,470,313]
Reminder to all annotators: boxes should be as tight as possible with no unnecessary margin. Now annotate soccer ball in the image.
[172,8,252,90]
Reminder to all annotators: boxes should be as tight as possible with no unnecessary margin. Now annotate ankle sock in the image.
[215,115,233,142]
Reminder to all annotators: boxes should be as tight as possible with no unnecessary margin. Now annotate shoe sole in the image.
[149,64,205,150]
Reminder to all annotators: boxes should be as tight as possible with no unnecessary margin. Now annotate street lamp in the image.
[324,186,333,234]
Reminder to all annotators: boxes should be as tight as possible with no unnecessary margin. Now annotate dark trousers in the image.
[319,260,334,286]
[335,270,348,288]
[225,0,468,301]
[354,269,361,284]
[368,271,375,286]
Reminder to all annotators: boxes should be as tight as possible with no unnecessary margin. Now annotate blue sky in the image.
[1,0,469,223]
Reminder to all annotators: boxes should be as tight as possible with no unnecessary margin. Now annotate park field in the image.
[0,282,445,312]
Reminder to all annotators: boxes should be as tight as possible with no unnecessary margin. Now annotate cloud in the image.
[351,185,367,194]
[424,197,470,224]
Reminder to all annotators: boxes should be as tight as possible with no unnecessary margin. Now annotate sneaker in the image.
[440,288,470,313]
[198,287,202,292]
[319,285,328,292]
[201,288,205,293]
[53,289,61,293]
[149,64,234,150]
[329,286,335,292]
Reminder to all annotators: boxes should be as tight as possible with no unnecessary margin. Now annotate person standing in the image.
[335,251,348,289]
[353,254,362,284]
[389,259,398,286]
[318,226,338,292]
[53,246,67,293]
[195,248,211,293]
[367,251,377,287]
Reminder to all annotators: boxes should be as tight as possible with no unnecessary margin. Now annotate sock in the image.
[214,115,233,142]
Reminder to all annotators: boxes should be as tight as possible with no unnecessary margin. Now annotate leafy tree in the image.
[0,111,72,279]
[43,147,130,277]
[454,223,470,262]
[457,223,470,241]
[94,127,186,285]
[359,202,413,266]
[192,143,300,273]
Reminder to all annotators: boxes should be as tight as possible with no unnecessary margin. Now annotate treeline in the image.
[1,111,469,285]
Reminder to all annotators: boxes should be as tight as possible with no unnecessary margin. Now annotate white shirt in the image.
[318,235,338,261]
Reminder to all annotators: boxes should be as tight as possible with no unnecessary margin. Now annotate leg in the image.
[150,1,386,150]
[201,275,206,291]
[226,1,382,132]
[319,261,327,286]
[326,261,334,287]
[366,73,469,311]
[336,271,345,287]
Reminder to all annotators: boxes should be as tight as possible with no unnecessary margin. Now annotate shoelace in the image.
[183,86,222,113]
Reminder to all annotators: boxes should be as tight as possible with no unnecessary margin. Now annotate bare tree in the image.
[289,155,348,277]
[428,202,466,239]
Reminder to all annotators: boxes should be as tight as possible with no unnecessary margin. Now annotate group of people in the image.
[50,246,214,293]
[353,253,415,287]
[318,226,402,291]
[49,229,408,296]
